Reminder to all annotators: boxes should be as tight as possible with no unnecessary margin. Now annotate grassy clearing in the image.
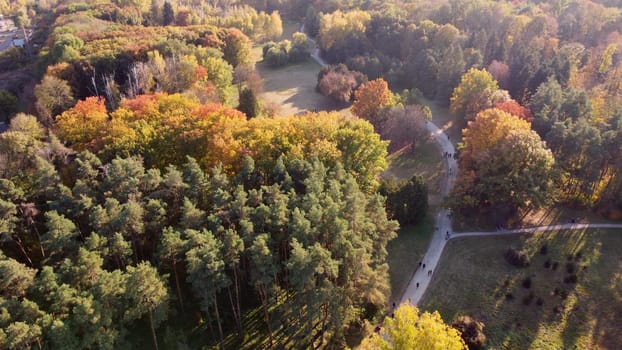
[419,229,622,349]
[387,216,435,303]
[256,59,351,117]
[251,21,351,117]
[383,139,443,198]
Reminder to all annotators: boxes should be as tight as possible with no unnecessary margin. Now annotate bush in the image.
[540,244,548,255]
[564,274,578,284]
[536,297,544,306]
[505,293,514,300]
[452,316,487,350]
[522,277,532,289]
[504,248,530,267]
[566,262,576,274]
[543,259,551,269]
[522,292,534,305]
[552,261,559,270]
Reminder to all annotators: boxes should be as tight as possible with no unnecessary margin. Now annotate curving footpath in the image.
[399,121,457,306]
[300,33,622,309]
[400,121,622,307]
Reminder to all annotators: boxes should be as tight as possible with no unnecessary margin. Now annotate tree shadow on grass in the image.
[257,60,349,116]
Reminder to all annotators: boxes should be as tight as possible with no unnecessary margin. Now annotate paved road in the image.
[456,223,622,238]
[0,31,15,52]
[300,24,328,67]
[399,121,457,305]
[300,23,622,309]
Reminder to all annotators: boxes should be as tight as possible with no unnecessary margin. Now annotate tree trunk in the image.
[233,266,242,332]
[14,237,33,266]
[227,286,240,333]
[149,309,160,350]
[259,285,273,348]
[213,293,225,350]
[172,259,184,312]
[307,293,315,350]
[204,302,216,343]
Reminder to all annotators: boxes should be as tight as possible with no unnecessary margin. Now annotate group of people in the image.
[443,151,457,159]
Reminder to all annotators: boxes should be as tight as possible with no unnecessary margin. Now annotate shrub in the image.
[536,297,544,306]
[552,261,559,270]
[452,315,487,350]
[564,274,578,284]
[543,259,551,269]
[522,277,532,289]
[540,244,548,255]
[504,248,530,267]
[566,262,576,274]
[505,293,514,300]
[522,292,534,305]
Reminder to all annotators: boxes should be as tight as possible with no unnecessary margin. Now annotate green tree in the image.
[0,90,18,123]
[223,28,251,68]
[185,230,230,349]
[41,211,79,264]
[249,233,277,346]
[451,109,555,217]
[380,175,428,225]
[125,262,169,350]
[450,68,500,120]
[237,87,259,119]
[162,1,174,25]
[0,255,36,299]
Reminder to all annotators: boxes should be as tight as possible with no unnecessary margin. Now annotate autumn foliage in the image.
[351,78,393,124]
[495,100,534,122]
[55,93,388,189]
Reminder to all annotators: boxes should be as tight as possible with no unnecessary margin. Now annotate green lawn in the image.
[256,59,351,117]
[383,139,443,195]
[419,229,622,350]
[387,216,435,303]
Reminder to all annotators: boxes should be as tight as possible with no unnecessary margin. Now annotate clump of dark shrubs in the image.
[553,306,561,314]
[575,250,582,261]
[544,259,551,269]
[523,292,535,305]
[505,248,530,267]
[522,276,532,289]
[566,262,576,274]
[503,279,510,287]
[505,293,514,300]
[553,287,560,296]
[564,274,578,284]
[540,245,548,255]
[567,254,573,261]
[559,290,568,300]
[536,297,544,306]
[552,261,559,270]
[452,315,487,350]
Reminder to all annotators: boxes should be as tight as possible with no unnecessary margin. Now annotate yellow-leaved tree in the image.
[360,302,466,350]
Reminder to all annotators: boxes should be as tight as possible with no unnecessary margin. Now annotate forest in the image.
[2,0,622,349]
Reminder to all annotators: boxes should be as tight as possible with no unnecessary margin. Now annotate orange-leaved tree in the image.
[351,78,393,128]
[55,97,108,151]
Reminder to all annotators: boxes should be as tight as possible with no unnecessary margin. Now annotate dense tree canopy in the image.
[450,108,555,218]
[0,113,398,349]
